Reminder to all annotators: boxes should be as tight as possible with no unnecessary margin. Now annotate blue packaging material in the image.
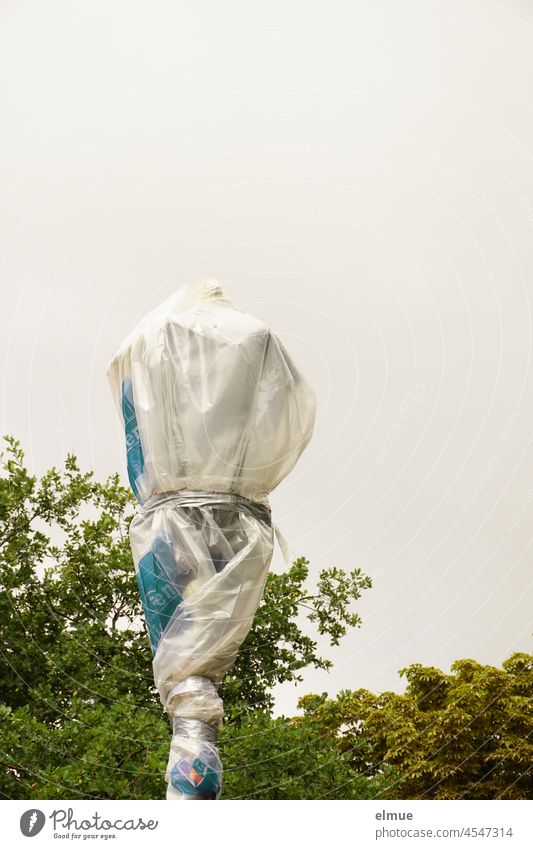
[121,378,144,503]
[136,534,185,654]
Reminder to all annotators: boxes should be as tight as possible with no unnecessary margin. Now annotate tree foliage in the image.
[0,437,376,799]
[218,711,398,800]
[299,653,533,800]
[2,436,529,801]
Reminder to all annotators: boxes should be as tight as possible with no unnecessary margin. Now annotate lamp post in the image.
[108,279,315,799]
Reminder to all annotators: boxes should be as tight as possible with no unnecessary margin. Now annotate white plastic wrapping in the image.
[108,279,315,504]
[107,279,315,799]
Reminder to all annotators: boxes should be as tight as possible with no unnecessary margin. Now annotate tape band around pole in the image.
[140,488,272,528]
[172,717,219,745]
[166,675,219,701]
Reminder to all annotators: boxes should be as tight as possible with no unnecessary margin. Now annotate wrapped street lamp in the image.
[107,279,315,800]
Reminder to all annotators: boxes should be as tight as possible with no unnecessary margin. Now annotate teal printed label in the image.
[136,534,184,654]
[121,378,144,503]
[170,753,221,799]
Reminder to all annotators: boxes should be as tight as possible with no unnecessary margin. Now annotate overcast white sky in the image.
[1,0,533,716]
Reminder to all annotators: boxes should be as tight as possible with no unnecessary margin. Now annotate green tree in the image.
[219,710,399,800]
[0,437,375,799]
[299,653,533,800]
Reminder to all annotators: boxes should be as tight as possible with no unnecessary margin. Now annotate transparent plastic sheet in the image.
[166,680,224,800]
[107,279,315,505]
[166,717,223,801]
[107,279,315,799]
[128,495,273,799]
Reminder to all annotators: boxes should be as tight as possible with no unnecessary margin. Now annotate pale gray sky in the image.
[1,0,532,716]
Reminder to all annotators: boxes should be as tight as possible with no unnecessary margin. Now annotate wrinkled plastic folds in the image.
[107,278,315,799]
